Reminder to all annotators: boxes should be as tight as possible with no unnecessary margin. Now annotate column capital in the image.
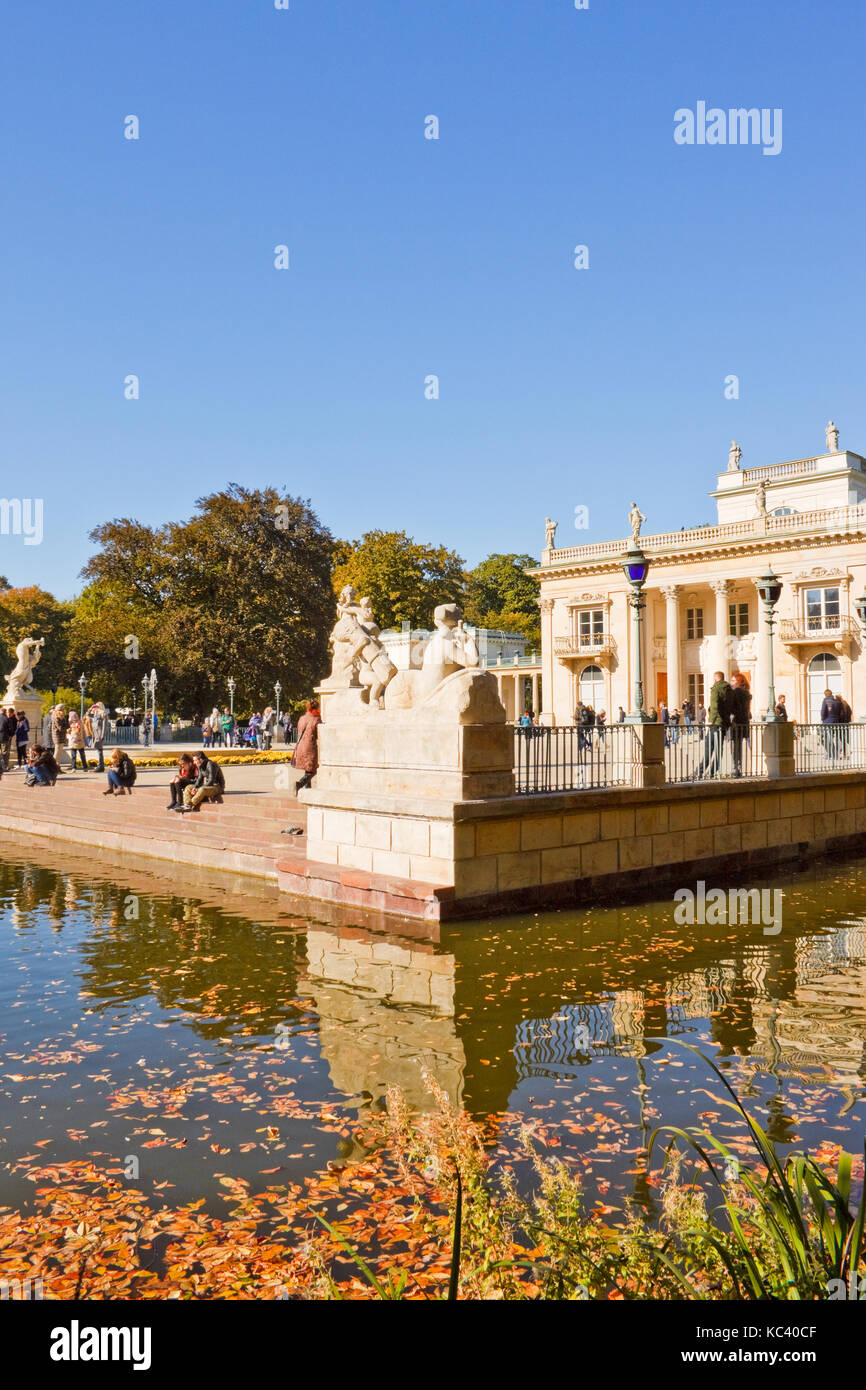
[710,579,734,597]
[538,598,555,615]
[660,584,681,601]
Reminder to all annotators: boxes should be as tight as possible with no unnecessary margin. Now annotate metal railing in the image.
[665,722,767,783]
[514,723,640,793]
[794,723,866,773]
[778,615,857,643]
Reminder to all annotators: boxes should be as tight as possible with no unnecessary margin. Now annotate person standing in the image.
[262,706,275,751]
[89,703,108,772]
[774,694,788,721]
[66,713,89,770]
[14,711,30,768]
[220,707,234,749]
[820,687,843,759]
[50,703,69,773]
[292,699,321,793]
[697,671,732,779]
[728,672,752,777]
[0,707,16,771]
[617,705,626,724]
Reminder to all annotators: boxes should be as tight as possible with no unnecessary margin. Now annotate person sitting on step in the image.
[105,747,137,795]
[25,744,60,786]
[179,751,225,813]
[167,752,197,810]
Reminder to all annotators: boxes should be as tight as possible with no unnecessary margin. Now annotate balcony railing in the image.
[554,634,617,659]
[778,616,858,644]
[794,723,866,772]
[541,503,866,567]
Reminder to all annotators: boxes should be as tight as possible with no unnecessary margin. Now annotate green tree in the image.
[464,553,541,647]
[332,530,466,630]
[166,485,335,713]
[68,488,336,716]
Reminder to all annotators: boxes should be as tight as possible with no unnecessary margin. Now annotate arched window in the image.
[807,653,841,722]
[578,664,605,711]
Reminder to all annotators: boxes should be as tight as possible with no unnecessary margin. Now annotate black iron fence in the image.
[794,722,866,773]
[514,723,640,793]
[665,723,767,783]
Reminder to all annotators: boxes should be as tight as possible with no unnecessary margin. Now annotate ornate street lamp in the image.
[274,681,282,727]
[620,541,651,722]
[77,673,87,720]
[141,674,150,745]
[228,676,236,719]
[756,568,783,722]
[149,669,158,740]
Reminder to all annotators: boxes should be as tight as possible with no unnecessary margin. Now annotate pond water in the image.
[2,835,866,1221]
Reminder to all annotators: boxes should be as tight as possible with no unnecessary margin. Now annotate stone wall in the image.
[448,772,866,913]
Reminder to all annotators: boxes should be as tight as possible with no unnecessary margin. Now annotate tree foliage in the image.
[464,553,540,647]
[332,530,466,630]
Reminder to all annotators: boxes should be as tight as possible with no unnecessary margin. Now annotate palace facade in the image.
[533,430,866,725]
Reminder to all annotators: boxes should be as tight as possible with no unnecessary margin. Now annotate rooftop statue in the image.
[826,420,840,454]
[727,441,742,471]
[544,517,558,549]
[628,501,645,541]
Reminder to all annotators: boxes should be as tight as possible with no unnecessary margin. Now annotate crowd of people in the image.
[17,698,323,810]
[199,707,295,750]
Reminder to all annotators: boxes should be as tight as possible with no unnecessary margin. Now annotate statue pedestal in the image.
[284,670,515,919]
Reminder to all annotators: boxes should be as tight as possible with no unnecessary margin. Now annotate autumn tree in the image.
[67,488,336,715]
[464,553,541,647]
[332,530,466,630]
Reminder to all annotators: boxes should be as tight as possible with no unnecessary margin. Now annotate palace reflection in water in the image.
[2,838,866,1207]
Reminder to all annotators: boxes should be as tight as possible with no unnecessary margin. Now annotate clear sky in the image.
[3,0,865,598]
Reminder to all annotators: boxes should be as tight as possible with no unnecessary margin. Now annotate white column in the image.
[661,585,681,711]
[539,599,555,724]
[711,580,733,679]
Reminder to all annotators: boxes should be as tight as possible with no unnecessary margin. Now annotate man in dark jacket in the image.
[697,672,733,778]
[0,707,16,771]
[180,751,226,812]
[821,688,843,759]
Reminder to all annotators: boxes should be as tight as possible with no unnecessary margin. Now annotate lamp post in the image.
[274,681,282,727]
[756,568,783,722]
[77,674,87,720]
[141,674,150,746]
[149,668,157,741]
[228,676,236,720]
[620,541,651,722]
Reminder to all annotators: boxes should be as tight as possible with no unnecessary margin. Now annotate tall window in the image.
[728,602,750,637]
[687,673,705,708]
[686,608,704,640]
[578,664,605,710]
[577,608,604,647]
[804,587,840,633]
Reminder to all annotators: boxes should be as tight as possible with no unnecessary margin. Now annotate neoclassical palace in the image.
[532,426,866,725]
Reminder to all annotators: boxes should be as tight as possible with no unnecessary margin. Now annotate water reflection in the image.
[1,835,866,1209]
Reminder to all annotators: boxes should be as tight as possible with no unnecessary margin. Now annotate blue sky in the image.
[3,0,865,597]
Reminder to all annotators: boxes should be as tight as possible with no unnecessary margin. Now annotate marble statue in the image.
[5,636,45,700]
[826,420,840,453]
[420,603,480,696]
[544,517,558,549]
[628,502,645,541]
[728,441,742,471]
[324,586,396,707]
[755,480,767,516]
